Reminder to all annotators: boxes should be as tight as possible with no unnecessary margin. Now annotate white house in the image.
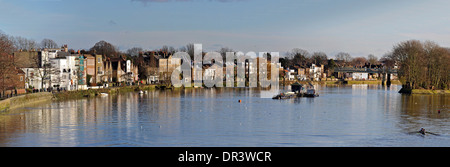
[50,56,80,91]
[21,68,45,90]
[65,55,79,90]
[50,58,68,89]
[352,72,369,80]
[309,64,323,81]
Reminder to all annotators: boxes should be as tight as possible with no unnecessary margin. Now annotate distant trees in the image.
[126,47,143,57]
[285,48,310,67]
[335,52,352,66]
[367,54,378,65]
[311,52,328,65]
[389,40,449,90]
[40,38,58,49]
[10,36,37,51]
[90,40,118,57]
[351,57,367,68]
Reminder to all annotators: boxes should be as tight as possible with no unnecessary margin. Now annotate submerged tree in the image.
[390,40,449,90]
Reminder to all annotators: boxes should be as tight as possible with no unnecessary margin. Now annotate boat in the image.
[139,90,144,94]
[272,92,296,99]
[272,82,319,99]
[302,89,319,97]
[100,93,108,97]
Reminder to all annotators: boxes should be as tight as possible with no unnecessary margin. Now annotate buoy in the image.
[238,100,241,103]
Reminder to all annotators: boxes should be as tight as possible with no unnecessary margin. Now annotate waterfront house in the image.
[103,59,113,83]
[13,50,46,90]
[76,54,87,90]
[65,55,80,90]
[137,52,160,84]
[309,64,323,81]
[95,54,104,84]
[352,72,369,80]
[110,57,128,84]
[85,54,95,84]
[84,54,104,85]
[159,55,181,84]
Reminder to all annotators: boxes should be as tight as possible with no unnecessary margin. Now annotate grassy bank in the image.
[398,87,450,94]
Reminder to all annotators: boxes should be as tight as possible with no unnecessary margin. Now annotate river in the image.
[0,85,449,147]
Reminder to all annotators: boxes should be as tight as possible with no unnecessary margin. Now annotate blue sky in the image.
[1,0,450,57]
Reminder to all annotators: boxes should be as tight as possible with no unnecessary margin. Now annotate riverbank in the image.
[0,92,53,112]
[53,85,157,101]
[324,80,402,85]
[398,88,450,94]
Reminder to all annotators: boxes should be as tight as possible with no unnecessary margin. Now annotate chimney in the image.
[63,44,68,52]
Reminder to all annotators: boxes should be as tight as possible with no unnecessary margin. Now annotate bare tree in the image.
[218,47,234,59]
[0,32,16,96]
[11,36,37,51]
[40,38,58,49]
[390,40,449,90]
[126,47,143,57]
[335,52,352,66]
[186,43,195,60]
[311,52,328,65]
[168,46,176,55]
[286,48,310,67]
[367,54,378,65]
[351,57,367,68]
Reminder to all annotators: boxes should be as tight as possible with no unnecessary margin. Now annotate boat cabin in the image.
[291,82,303,93]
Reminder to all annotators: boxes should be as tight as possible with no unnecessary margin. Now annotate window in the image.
[20,76,23,81]
[98,58,101,63]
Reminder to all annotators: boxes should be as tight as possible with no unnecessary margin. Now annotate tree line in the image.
[387,40,449,90]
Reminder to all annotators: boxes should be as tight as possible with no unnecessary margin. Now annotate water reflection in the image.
[0,85,449,146]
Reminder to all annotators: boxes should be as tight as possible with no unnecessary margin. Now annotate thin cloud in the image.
[108,20,117,26]
[131,0,246,4]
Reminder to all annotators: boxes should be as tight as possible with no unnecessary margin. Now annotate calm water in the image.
[0,85,449,147]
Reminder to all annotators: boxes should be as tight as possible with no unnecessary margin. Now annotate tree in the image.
[0,32,16,96]
[218,47,234,60]
[335,52,352,66]
[40,38,58,49]
[10,36,37,51]
[186,43,195,60]
[286,48,310,67]
[326,59,337,77]
[380,54,395,68]
[351,57,367,68]
[311,52,328,65]
[90,40,118,57]
[126,47,143,57]
[367,54,378,65]
[390,40,449,90]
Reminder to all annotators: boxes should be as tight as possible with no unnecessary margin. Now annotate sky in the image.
[1,0,450,58]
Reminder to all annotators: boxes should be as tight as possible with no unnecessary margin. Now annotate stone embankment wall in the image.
[0,92,53,112]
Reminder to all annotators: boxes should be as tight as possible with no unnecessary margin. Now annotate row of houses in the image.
[5,47,398,95]
[13,45,139,91]
[136,51,286,86]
